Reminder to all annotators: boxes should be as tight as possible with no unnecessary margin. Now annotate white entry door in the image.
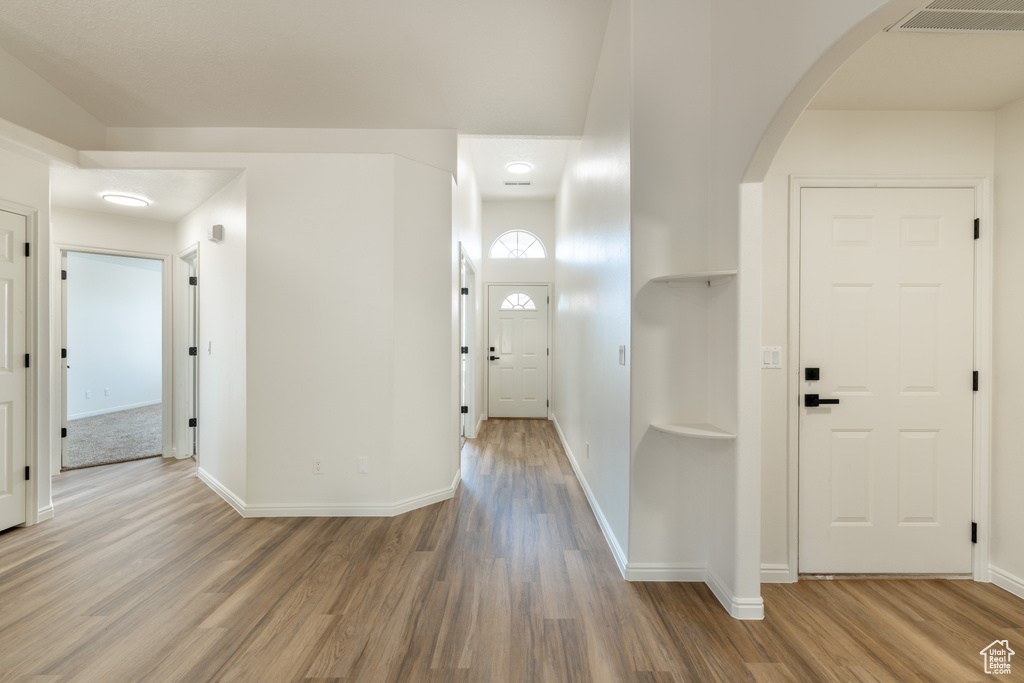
[0,209,27,531]
[799,187,975,574]
[488,284,548,419]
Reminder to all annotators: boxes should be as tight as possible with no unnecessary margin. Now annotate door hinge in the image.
[61,269,67,280]
[189,276,198,286]
[61,348,67,359]
[461,287,469,295]
[972,521,978,544]
[24,466,29,481]
[461,346,468,354]
[24,242,29,257]
[546,399,549,407]
[460,406,469,414]
[24,353,29,368]
[973,371,979,392]
[547,348,549,356]
[974,218,980,240]
[189,418,197,428]
[547,296,550,304]
[61,427,67,438]
[189,347,198,356]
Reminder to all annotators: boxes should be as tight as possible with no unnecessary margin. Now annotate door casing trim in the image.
[786,176,992,583]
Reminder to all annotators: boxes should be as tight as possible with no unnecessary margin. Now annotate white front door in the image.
[488,284,548,419]
[0,210,27,531]
[799,187,975,574]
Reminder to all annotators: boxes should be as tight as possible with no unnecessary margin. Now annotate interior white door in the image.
[799,187,975,574]
[0,210,27,531]
[488,284,548,419]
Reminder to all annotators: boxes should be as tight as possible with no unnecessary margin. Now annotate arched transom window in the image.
[500,292,537,310]
[489,230,546,259]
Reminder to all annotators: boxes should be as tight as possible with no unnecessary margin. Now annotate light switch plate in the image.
[762,346,782,369]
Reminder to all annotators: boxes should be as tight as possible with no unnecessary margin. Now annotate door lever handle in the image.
[489,356,500,361]
[804,394,840,408]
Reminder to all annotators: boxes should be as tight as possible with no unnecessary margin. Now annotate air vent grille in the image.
[504,181,532,186]
[890,0,1024,32]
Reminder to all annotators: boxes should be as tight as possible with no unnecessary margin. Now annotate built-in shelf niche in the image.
[648,268,738,441]
[649,270,737,287]
[651,422,736,440]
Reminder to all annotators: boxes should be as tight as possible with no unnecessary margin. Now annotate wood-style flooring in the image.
[0,418,1021,681]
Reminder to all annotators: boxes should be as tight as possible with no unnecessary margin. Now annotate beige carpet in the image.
[64,404,162,470]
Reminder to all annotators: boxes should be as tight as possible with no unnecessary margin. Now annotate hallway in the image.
[0,419,1019,681]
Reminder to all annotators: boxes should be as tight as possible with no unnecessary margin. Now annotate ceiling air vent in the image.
[504,181,532,186]
[889,0,1024,32]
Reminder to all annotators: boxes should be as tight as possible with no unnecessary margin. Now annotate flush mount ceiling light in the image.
[102,194,149,207]
[505,162,533,174]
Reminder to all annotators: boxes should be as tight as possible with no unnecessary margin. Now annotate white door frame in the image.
[0,200,38,526]
[54,245,174,470]
[484,282,552,420]
[786,176,992,582]
[174,244,200,463]
[459,245,478,438]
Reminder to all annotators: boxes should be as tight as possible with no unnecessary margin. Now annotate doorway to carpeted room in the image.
[61,251,165,471]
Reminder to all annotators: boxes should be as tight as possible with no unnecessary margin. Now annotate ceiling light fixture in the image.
[102,194,150,207]
[506,162,533,174]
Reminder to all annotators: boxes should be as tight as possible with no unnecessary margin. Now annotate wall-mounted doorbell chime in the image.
[208,224,224,242]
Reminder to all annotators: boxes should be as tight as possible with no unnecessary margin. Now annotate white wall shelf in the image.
[650,270,737,287]
[651,422,736,440]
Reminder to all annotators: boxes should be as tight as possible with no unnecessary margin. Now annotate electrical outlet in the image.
[85,390,92,399]
[358,457,369,474]
[313,458,324,475]
[104,388,110,396]
[618,345,626,365]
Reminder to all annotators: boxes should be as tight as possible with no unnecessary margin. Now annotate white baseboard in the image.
[197,466,246,516]
[199,467,461,519]
[625,563,706,582]
[990,564,1024,601]
[36,505,54,523]
[551,413,628,578]
[706,566,765,620]
[761,563,796,583]
[69,399,161,421]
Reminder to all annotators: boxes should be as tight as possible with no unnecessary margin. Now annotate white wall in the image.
[628,0,713,577]
[51,206,176,255]
[761,110,996,575]
[992,97,1024,595]
[393,155,459,503]
[176,173,248,501]
[482,200,556,284]
[553,0,632,568]
[240,153,455,513]
[65,253,162,418]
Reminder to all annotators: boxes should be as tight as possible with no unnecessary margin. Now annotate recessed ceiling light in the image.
[506,162,533,174]
[102,194,149,207]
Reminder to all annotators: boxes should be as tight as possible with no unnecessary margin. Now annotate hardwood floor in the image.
[1,418,1021,682]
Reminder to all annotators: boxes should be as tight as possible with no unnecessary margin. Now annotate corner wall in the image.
[992,97,1024,597]
[177,174,248,504]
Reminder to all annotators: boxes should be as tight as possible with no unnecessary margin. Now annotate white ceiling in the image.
[810,31,1024,111]
[50,167,242,223]
[0,0,612,136]
[464,137,573,201]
